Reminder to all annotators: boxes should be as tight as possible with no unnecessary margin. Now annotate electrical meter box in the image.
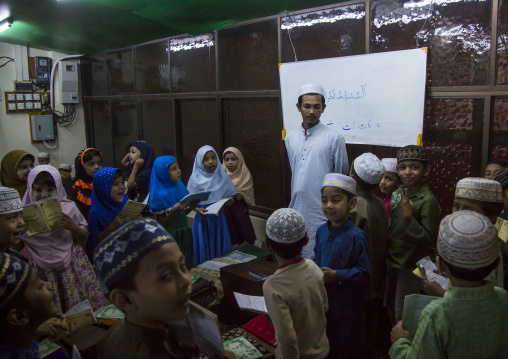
[34,57,52,86]
[59,61,79,104]
[31,115,54,141]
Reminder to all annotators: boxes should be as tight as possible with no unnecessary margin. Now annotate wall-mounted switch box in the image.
[31,115,54,141]
[34,57,51,86]
[59,61,79,104]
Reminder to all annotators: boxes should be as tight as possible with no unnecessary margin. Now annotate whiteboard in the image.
[279,49,427,147]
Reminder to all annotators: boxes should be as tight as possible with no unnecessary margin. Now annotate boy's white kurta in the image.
[285,121,349,258]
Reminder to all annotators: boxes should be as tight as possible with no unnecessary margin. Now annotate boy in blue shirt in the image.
[314,173,371,359]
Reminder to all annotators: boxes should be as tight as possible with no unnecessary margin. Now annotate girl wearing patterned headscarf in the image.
[70,148,103,220]
[121,141,155,202]
[20,165,106,313]
[87,168,129,257]
[222,147,257,245]
[187,146,237,265]
[149,156,205,269]
[1,150,35,198]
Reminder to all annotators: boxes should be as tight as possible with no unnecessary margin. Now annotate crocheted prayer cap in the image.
[322,173,356,196]
[353,153,385,184]
[0,186,22,215]
[59,164,72,171]
[382,158,398,173]
[493,167,508,191]
[396,145,428,163]
[437,211,499,270]
[455,177,503,203]
[38,152,50,158]
[94,218,175,290]
[0,253,33,309]
[266,208,306,244]
[299,84,325,97]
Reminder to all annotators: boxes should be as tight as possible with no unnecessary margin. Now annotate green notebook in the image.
[223,336,263,359]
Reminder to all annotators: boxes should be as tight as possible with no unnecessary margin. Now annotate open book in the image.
[167,301,225,359]
[205,198,231,216]
[234,292,268,315]
[23,196,62,235]
[180,191,211,207]
[120,200,146,221]
[55,308,97,340]
[496,217,508,242]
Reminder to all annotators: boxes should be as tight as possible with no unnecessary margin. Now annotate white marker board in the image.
[279,48,427,147]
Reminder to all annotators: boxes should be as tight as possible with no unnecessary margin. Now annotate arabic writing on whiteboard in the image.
[325,84,367,102]
[326,120,382,131]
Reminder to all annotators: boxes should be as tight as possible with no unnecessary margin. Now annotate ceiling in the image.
[0,0,346,55]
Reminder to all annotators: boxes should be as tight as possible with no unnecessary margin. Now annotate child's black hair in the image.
[266,235,308,260]
[223,151,235,157]
[320,186,355,201]
[351,164,378,191]
[32,171,56,188]
[480,201,504,220]
[298,93,326,106]
[82,149,102,164]
[113,170,123,182]
[440,257,499,282]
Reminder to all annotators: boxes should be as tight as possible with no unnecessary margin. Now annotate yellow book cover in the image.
[23,196,62,235]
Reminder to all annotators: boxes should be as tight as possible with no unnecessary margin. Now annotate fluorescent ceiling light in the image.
[0,17,12,33]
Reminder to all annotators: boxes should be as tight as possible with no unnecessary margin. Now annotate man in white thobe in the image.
[285,84,349,258]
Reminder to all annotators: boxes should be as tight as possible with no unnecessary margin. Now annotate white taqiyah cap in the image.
[382,158,398,173]
[437,211,499,269]
[59,163,72,171]
[353,153,385,184]
[38,152,49,158]
[455,177,504,203]
[266,208,306,244]
[299,84,325,97]
[322,173,356,196]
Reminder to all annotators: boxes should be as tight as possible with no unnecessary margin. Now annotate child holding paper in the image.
[87,167,129,255]
[149,156,206,269]
[222,147,257,245]
[20,165,106,313]
[389,211,508,358]
[187,146,236,265]
[94,218,236,359]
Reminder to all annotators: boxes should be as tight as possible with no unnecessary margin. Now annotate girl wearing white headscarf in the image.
[187,146,236,265]
[222,147,257,245]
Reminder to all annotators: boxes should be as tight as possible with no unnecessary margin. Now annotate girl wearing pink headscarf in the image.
[20,165,106,313]
[222,147,257,245]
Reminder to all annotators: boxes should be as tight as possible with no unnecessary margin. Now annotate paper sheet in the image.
[496,217,508,243]
[223,336,263,359]
[234,292,268,315]
[223,250,257,263]
[65,300,91,316]
[198,260,235,271]
[402,294,440,338]
[205,198,230,215]
[414,256,450,290]
[180,191,211,207]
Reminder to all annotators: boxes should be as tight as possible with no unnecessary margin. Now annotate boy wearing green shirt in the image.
[389,211,508,358]
[385,145,441,324]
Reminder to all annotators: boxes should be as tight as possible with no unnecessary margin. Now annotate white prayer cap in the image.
[322,173,356,196]
[59,163,72,171]
[38,152,50,158]
[353,153,385,184]
[299,84,325,97]
[266,208,306,244]
[455,177,503,203]
[382,158,398,173]
[0,186,22,215]
[437,211,499,269]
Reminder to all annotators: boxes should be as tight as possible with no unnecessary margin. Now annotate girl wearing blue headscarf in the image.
[187,146,237,266]
[149,156,205,269]
[121,141,155,203]
[87,168,129,256]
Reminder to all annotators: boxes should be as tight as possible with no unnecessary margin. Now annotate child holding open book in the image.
[187,145,236,265]
[20,165,106,313]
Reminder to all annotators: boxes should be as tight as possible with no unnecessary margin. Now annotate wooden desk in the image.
[218,259,278,324]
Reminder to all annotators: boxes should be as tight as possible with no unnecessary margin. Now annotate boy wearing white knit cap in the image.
[350,153,389,352]
[390,211,508,358]
[379,158,401,221]
[315,173,371,359]
[263,208,329,359]
[37,152,51,166]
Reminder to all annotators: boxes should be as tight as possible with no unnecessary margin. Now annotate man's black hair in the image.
[298,93,326,106]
